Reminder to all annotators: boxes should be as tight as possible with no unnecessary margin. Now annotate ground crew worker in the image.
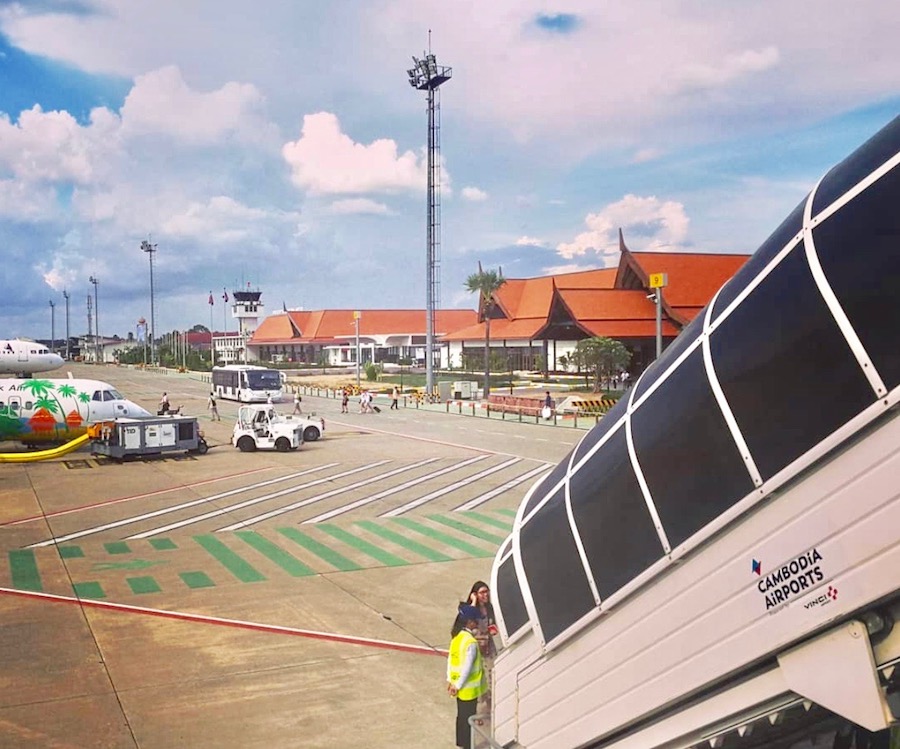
[207,392,220,421]
[292,391,302,414]
[447,605,487,749]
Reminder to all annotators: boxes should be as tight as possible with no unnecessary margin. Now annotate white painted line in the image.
[131,461,392,538]
[215,459,439,531]
[302,455,490,524]
[381,457,521,517]
[453,464,553,511]
[3,466,278,527]
[28,465,340,548]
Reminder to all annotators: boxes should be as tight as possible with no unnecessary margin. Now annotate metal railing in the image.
[468,715,508,749]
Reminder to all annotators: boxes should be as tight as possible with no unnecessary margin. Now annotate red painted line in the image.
[0,587,449,658]
[0,466,278,527]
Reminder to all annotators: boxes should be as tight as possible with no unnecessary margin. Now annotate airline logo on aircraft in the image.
[753,547,826,611]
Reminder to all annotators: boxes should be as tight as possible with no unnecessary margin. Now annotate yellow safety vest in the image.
[447,629,486,701]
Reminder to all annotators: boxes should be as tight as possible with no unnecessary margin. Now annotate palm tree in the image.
[465,263,506,399]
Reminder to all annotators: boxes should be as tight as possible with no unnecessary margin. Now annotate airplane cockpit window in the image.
[92,390,103,401]
[108,389,124,400]
[102,390,117,401]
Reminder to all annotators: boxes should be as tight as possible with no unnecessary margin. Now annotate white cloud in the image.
[461,186,488,201]
[329,198,393,215]
[0,179,58,219]
[515,236,545,247]
[0,106,115,184]
[162,196,293,242]
[121,65,276,145]
[282,112,429,195]
[631,147,663,164]
[557,194,690,261]
[676,47,780,92]
[543,262,596,275]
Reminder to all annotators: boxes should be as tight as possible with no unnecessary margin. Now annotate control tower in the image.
[232,287,263,363]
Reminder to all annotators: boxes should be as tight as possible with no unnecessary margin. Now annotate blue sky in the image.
[0,0,897,341]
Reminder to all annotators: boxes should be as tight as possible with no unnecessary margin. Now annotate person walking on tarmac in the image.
[207,392,220,421]
[447,605,487,749]
[159,392,170,414]
[292,391,302,415]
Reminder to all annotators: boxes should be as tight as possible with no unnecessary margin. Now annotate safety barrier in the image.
[570,397,618,415]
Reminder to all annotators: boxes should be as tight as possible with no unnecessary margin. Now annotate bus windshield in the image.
[245,370,281,389]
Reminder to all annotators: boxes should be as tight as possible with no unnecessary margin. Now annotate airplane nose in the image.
[127,401,153,418]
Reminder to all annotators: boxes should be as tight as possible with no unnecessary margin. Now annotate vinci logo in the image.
[751,559,762,576]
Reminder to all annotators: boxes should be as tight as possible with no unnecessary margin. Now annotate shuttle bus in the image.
[211,365,283,403]
[488,116,900,749]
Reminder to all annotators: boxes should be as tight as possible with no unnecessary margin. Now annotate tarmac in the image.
[0,365,582,748]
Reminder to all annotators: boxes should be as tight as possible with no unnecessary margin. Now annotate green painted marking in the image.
[193,535,266,582]
[9,549,42,591]
[388,518,493,558]
[277,528,359,571]
[73,581,105,599]
[355,521,452,562]
[127,576,161,595]
[93,559,164,572]
[426,515,506,545]
[458,510,514,530]
[104,541,131,555]
[494,508,517,517]
[235,531,314,577]
[180,571,215,589]
[318,525,407,567]
[150,538,177,551]
[58,546,84,559]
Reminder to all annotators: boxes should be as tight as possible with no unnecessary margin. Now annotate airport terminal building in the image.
[244,236,750,374]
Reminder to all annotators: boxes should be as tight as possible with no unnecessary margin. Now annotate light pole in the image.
[49,300,55,353]
[407,43,451,397]
[89,275,99,363]
[354,311,361,388]
[62,290,70,359]
[648,273,668,360]
[141,240,157,365]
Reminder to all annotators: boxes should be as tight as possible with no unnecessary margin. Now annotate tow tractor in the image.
[232,404,323,452]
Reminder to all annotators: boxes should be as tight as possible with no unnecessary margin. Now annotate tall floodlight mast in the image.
[407,40,451,397]
[62,290,70,359]
[141,240,157,365]
[49,300,55,353]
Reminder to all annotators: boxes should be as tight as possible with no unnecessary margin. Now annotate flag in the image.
[223,288,229,302]
[208,291,214,306]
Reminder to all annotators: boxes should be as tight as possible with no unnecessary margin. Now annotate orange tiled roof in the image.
[552,268,618,290]
[442,317,548,343]
[628,251,749,308]
[557,289,657,321]
[580,319,681,337]
[489,269,617,321]
[250,309,477,345]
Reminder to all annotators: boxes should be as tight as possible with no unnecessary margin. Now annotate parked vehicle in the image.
[231,404,302,452]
